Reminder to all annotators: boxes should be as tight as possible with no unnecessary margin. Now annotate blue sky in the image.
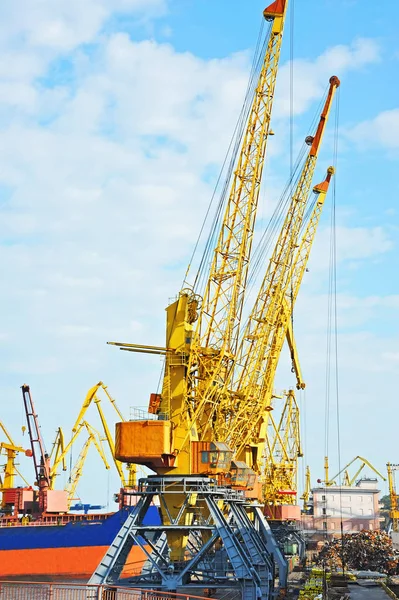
[0,0,398,506]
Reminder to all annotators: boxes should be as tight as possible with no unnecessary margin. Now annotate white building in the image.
[303,478,381,534]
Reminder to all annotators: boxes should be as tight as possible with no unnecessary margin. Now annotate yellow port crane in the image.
[65,423,110,507]
[50,382,135,489]
[262,390,302,517]
[322,455,386,487]
[98,2,293,586]
[91,4,340,594]
[0,420,31,507]
[224,78,339,474]
[113,0,289,480]
[72,382,136,488]
[257,166,335,510]
[178,1,289,455]
[300,465,312,513]
[50,427,66,475]
[387,463,399,532]
[110,11,339,503]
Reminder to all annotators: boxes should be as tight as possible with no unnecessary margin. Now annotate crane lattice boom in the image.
[222,77,339,463]
[173,0,289,450]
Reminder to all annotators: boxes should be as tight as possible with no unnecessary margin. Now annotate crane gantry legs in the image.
[89,476,287,599]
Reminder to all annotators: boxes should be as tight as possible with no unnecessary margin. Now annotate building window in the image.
[346,496,351,502]
[368,509,372,515]
[359,496,363,502]
[369,523,373,531]
[323,521,327,530]
[322,508,326,515]
[322,495,326,501]
[330,522,335,530]
[360,524,364,531]
[359,509,363,515]
[331,495,334,501]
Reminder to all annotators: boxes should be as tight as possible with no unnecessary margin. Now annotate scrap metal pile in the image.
[316,531,399,574]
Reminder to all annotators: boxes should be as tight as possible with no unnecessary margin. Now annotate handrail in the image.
[0,581,215,600]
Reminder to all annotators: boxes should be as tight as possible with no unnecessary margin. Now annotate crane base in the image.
[89,476,287,600]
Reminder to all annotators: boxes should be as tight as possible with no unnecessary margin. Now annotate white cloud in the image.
[383,351,399,363]
[307,224,393,274]
[274,38,380,118]
[294,292,399,333]
[0,0,166,51]
[347,107,399,150]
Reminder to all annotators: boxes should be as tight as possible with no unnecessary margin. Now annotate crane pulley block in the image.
[148,393,162,414]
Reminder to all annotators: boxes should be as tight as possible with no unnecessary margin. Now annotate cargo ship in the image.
[0,383,163,580]
[0,505,160,581]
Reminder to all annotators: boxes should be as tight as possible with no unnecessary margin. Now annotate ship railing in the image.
[129,407,170,421]
[0,520,66,528]
[0,513,110,527]
[0,581,214,600]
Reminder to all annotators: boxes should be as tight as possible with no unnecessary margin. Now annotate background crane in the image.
[50,427,66,475]
[322,455,386,487]
[65,424,110,507]
[262,390,302,518]
[67,381,135,489]
[21,384,52,512]
[21,383,127,515]
[387,463,399,533]
[300,466,312,513]
[249,163,334,522]
[0,419,32,512]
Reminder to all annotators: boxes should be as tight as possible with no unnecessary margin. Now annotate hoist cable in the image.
[322,86,341,584]
[194,21,270,296]
[289,0,295,373]
[244,143,307,298]
[244,82,330,303]
[332,87,345,575]
[180,18,269,294]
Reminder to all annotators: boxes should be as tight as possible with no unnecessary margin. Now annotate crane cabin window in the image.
[200,450,229,469]
[209,451,218,468]
[201,451,210,464]
[217,451,230,470]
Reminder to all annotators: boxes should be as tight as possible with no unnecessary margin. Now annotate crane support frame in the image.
[89,475,286,599]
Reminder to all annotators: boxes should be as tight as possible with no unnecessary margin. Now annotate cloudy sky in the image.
[1,0,398,507]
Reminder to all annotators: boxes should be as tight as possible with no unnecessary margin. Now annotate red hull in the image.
[0,546,148,580]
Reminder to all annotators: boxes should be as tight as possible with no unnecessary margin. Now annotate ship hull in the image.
[0,546,148,580]
[0,507,160,580]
